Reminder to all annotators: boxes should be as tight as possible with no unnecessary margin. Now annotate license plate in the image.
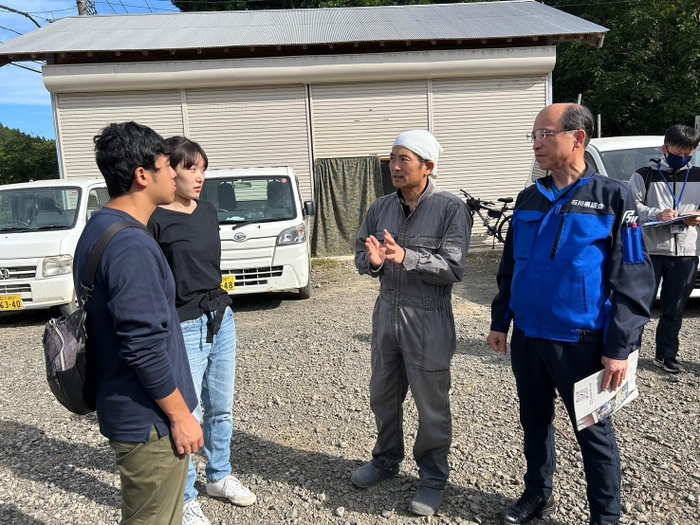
[0,295,23,311]
[221,275,235,292]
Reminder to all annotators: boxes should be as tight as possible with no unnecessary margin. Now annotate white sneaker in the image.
[206,474,257,507]
[183,500,211,525]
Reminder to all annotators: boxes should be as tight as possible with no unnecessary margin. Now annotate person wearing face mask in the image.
[628,124,700,374]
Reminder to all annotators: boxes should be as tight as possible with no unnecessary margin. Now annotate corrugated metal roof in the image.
[0,0,606,57]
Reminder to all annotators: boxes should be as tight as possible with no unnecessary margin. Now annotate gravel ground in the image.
[1,250,699,525]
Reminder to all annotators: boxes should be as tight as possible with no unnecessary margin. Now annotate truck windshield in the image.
[599,146,662,182]
[0,187,81,231]
[201,176,297,224]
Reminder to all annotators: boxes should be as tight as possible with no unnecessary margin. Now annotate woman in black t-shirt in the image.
[148,137,256,525]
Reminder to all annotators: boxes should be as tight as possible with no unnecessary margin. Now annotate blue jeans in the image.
[182,307,236,503]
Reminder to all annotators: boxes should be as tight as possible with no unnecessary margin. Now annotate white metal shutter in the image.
[310,81,428,159]
[57,91,184,179]
[185,85,312,197]
[432,76,546,198]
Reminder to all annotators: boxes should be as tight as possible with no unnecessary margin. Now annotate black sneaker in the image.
[652,357,664,369]
[350,462,399,488]
[663,358,685,374]
[500,492,555,524]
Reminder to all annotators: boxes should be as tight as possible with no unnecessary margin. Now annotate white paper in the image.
[573,350,639,431]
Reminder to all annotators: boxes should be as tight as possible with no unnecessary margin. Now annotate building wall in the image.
[51,48,551,243]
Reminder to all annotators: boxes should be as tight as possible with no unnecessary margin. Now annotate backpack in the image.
[636,164,657,204]
[43,221,145,415]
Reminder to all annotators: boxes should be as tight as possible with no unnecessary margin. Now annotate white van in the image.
[200,167,315,299]
[529,136,664,183]
[0,178,109,315]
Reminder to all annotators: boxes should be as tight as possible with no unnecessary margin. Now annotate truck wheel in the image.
[298,280,312,300]
[59,292,78,317]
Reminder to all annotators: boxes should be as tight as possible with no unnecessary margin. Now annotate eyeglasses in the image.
[526,129,578,142]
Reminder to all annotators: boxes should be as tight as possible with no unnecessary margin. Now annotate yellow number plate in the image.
[0,294,23,311]
[221,275,236,292]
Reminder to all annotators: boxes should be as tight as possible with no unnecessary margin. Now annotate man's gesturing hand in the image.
[383,230,406,265]
[365,235,386,269]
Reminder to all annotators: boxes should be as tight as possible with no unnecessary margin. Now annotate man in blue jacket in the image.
[487,104,654,525]
[74,122,203,524]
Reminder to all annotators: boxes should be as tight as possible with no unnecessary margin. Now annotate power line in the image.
[103,0,118,14]
[10,62,42,73]
[143,0,155,13]
[117,0,130,13]
[94,1,179,12]
[0,24,22,35]
[27,7,77,15]
[0,4,42,27]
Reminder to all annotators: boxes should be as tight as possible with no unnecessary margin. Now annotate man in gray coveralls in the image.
[353,130,471,517]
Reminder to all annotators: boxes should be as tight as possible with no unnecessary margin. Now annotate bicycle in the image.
[459,189,513,245]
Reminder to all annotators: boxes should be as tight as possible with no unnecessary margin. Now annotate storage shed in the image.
[0,1,607,252]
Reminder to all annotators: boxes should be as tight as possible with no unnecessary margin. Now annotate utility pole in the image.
[76,1,97,16]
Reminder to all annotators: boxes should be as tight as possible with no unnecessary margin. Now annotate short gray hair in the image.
[561,104,595,146]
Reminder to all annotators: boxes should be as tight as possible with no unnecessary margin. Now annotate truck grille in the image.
[0,266,36,280]
[0,283,31,294]
[224,266,283,287]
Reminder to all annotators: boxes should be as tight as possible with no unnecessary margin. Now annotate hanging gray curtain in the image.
[312,156,383,257]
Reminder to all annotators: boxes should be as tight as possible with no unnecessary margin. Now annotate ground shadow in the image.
[0,504,47,525]
[222,430,573,524]
[0,419,120,508]
[352,332,371,344]
[230,292,298,312]
[0,307,54,327]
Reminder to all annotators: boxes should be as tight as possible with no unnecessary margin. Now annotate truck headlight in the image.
[43,255,73,277]
[277,224,306,245]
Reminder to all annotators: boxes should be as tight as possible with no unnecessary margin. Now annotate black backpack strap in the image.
[635,166,654,204]
[80,221,147,300]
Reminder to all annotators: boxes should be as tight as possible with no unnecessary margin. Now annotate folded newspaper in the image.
[573,350,639,431]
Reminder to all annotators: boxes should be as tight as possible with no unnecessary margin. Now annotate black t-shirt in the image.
[148,200,229,322]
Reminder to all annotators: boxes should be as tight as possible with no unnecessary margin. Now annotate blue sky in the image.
[0,1,180,139]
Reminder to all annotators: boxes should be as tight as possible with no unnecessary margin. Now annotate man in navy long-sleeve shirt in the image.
[74,122,203,525]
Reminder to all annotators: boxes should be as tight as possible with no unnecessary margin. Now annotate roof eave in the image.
[0,32,607,65]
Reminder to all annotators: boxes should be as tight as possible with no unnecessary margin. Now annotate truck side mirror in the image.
[303,201,315,217]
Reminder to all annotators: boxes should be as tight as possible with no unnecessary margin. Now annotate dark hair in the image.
[664,124,700,150]
[93,122,168,198]
[165,136,209,171]
[560,104,595,147]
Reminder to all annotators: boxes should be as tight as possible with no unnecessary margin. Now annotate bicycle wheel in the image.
[496,215,512,243]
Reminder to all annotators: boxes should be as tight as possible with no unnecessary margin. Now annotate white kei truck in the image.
[201,167,315,299]
[0,166,314,316]
[0,178,109,315]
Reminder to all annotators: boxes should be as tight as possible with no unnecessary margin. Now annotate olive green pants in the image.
[109,426,189,525]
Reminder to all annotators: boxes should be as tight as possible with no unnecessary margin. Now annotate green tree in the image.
[0,124,59,185]
[545,0,700,135]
